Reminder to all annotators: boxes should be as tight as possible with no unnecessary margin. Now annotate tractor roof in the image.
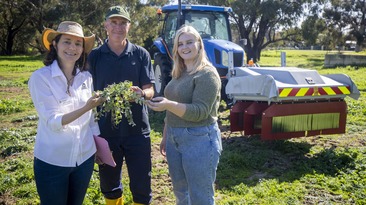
[162,4,232,13]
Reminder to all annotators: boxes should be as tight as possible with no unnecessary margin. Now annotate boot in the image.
[105,196,123,205]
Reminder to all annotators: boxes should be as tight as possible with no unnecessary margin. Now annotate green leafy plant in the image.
[95,81,144,127]
[0,99,25,115]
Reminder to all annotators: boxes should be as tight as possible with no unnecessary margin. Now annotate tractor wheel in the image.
[153,54,172,96]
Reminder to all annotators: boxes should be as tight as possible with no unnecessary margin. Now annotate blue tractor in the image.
[152,4,245,99]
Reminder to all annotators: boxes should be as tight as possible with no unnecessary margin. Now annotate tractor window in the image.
[162,12,178,56]
[163,12,178,45]
[212,13,230,40]
[184,11,229,41]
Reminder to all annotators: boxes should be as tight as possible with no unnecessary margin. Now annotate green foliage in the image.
[301,15,326,47]
[0,148,35,197]
[0,0,161,55]
[0,129,35,157]
[323,0,366,51]
[148,110,165,133]
[0,99,27,115]
[0,56,42,77]
[95,81,144,127]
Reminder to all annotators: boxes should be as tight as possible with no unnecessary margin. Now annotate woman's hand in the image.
[62,92,105,126]
[160,124,167,157]
[146,97,168,112]
[160,136,166,157]
[86,92,105,110]
[147,97,186,118]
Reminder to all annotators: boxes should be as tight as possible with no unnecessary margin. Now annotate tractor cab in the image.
[159,5,232,57]
[153,4,244,97]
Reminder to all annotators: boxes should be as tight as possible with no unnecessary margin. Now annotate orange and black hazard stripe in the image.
[278,86,351,97]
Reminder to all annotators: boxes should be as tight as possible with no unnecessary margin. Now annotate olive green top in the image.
[164,66,221,127]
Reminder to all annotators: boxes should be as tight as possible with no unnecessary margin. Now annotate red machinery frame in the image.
[230,100,347,140]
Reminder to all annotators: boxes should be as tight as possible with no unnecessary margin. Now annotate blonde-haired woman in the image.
[147,25,222,205]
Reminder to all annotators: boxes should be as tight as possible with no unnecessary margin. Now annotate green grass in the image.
[258,49,366,69]
[0,51,365,205]
[0,55,42,85]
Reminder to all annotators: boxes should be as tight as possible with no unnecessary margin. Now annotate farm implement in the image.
[226,66,360,140]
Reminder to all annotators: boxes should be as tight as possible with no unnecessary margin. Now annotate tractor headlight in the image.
[222,50,229,67]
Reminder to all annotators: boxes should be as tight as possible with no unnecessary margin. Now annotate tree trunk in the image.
[245,49,255,64]
[5,27,14,55]
[4,19,25,55]
[355,44,361,52]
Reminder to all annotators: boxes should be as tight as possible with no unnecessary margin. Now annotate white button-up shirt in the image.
[28,60,100,167]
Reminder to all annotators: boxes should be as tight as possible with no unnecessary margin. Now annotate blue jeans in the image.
[33,155,94,205]
[166,122,222,205]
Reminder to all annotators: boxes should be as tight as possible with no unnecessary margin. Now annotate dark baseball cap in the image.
[105,6,131,22]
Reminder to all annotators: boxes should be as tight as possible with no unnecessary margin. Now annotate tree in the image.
[323,0,366,52]
[301,15,326,47]
[128,2,163,48]
[147,0,170,6]
[0,0,30,55]
[0,0,163,55]
[317,27,344,50]
[25,0,62,54]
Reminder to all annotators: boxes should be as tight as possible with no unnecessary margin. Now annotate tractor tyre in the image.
[153,54,172,96]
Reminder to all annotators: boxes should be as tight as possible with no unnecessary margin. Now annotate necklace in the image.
[65,76,74,96]
[61,69,79,96]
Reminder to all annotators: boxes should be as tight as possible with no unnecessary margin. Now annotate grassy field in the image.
[0,50,365,204]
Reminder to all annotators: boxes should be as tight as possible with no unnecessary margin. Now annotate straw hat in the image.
[42,21,95,54]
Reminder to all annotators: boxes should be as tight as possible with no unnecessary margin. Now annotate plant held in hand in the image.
[95,81,144,127]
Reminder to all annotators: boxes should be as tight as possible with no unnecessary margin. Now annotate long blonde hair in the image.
[171,25,213,79]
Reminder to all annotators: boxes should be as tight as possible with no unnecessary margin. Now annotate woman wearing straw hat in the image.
[28,21,104,205]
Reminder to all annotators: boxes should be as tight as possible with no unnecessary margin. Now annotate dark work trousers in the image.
[99,134,152,204]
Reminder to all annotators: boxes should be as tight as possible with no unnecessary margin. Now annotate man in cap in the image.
[88,5,154,205]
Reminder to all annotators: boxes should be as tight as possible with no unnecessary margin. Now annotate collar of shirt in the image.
[102,39,133,57]
[50,60,81,79]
